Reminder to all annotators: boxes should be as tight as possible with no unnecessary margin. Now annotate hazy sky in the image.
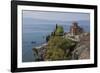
[23,10,90,22]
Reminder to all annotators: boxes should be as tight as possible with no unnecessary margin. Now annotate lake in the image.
[22,21,90,62]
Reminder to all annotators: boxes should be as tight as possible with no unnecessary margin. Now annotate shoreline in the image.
[35,43,47,49]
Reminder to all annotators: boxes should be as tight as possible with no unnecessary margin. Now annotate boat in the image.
[31,41,36,44]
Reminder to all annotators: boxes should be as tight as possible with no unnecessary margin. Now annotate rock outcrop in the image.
[72,32,90,59]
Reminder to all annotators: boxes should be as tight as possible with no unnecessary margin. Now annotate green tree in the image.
[55,25,64,36]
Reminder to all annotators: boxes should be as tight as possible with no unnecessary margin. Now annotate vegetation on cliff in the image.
[33,23,90,61]
[45,36,76,61]
[44,24,76,61]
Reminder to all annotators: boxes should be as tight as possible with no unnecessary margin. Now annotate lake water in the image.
[22,21,90,62]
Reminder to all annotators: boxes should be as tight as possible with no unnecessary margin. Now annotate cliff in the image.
[32,22,90,61]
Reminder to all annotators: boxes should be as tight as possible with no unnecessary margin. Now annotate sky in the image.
[22,10,90,22]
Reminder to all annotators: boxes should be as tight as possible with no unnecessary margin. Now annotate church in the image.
[70,22,83,35]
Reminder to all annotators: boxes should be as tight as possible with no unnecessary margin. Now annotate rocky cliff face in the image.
[71,32,90,59]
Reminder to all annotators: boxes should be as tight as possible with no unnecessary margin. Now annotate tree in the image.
[55,24,64,36]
